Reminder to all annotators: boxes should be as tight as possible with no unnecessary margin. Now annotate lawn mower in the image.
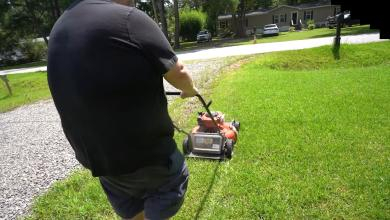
[166,91,240,160]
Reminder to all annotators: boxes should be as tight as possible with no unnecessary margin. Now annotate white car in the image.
[196,30,212,43]
[263,24,279,36]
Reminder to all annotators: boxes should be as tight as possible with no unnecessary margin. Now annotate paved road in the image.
[0,33,385,76]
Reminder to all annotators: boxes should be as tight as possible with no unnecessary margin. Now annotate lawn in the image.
[26,42,390,219]
[177,25,377,52]
[0,60,47,71]
[0,72,50,112]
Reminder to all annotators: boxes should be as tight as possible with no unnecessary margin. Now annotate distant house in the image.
[218,0,341,35]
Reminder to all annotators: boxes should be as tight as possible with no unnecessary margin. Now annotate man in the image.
[47,0,198,219]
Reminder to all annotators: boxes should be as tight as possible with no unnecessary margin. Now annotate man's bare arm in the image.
[164,60,198,98]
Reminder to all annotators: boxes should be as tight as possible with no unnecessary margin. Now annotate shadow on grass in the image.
[194,160,221,219]
[0,94,11,100]
[332,40,340,60]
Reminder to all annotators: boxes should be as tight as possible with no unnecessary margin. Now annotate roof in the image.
[218,0,334,20]
[293,0,331,8]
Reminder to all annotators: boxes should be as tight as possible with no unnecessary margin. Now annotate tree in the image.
[255,0,273,9]
[4,0,73,45]
[173,0,180,48]
[181,0,204,10]
[157,0,169,39]
[151,0,159,22]
[179,9,205,41]
[0,1,19,64]
[202,0,239,36]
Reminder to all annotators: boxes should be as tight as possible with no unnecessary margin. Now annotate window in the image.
[220,20,227,29]
[273,15,279,23]
[280,14,287,23]
[334,7,341,15]
[304,10,313,20]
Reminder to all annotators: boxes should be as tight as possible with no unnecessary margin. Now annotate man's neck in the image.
[112,0,134,6]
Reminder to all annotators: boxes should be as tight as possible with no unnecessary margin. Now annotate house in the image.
[218,0,341,35]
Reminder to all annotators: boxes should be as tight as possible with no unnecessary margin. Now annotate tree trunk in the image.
[0,75,12,96]
[151,0,159,23]
[43,34,49,45]
[49,0,57,21]
[173,0,180,49]
[53,0,61,18]
[235,0,247,38]
[157,0,169,40]
[236,15,246,37]
[232,13,238,37]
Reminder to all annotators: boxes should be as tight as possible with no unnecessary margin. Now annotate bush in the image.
[0,28,20,66]
[306,19,315,30]
[289,26,296,32]
[180,10,206,41]
[19,39,47,63]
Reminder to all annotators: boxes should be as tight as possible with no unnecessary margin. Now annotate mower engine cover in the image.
[183,111,240,159]
[191,133,224,155]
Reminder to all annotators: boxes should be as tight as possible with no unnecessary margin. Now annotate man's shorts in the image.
[99,149,189,219]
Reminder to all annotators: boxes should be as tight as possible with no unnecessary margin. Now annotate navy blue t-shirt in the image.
[48,0,177,176]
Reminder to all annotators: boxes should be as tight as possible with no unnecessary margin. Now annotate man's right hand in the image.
[180,87,199,99]
[164,59,199,99]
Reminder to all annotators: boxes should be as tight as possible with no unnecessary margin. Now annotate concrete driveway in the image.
[0,33,385,76]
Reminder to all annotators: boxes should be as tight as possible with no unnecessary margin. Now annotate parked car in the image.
[263,24,279,36]
[196,30,212,43]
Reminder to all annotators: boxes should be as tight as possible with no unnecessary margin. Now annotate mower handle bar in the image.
[165,91,220,131]
[165,91,212,108]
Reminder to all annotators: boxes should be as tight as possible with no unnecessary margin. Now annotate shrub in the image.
[289,26,296,32]
[306,19,315,30]
[19,39,47,63]
[179,10,206,41]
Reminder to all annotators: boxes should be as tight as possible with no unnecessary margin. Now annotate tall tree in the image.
[173,0,180,48]
[151,0,159,22]
[157,0,169,39]
[256,0,273,8]
[181,0,204,10]
[231,0,255,37]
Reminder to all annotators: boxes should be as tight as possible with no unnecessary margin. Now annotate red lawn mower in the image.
[166,92,240,160]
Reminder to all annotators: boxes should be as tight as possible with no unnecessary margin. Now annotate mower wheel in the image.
[225,139,234,159]
[232,121,240,132]
[182,136,191,155]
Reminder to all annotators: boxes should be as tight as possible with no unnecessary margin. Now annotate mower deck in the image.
[185,152,227,160]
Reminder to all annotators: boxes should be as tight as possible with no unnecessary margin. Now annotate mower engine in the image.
[183,111,240,159]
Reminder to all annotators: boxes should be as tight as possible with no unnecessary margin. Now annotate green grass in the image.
[25,169,117,220]
[175,42,390,219]
[176,25,377,52]
[26,42,390,219]
[0,60,47,71]
[0,72,51,112]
